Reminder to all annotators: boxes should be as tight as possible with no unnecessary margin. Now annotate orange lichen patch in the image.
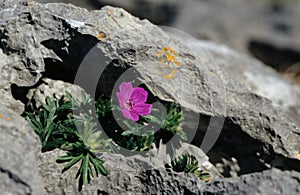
[295,152,300,159]
[156,47,181,80]
[166,53,176,62]
[5,116,11,121]
[157,47,180,66]
[163,69,177,80]
[162,47,175,53]
[108,10,114,16]
[157,51,163,56]
[203,177,210,182]
[0,114,2,119]
[97,32,110,42]
[97,32,106,39]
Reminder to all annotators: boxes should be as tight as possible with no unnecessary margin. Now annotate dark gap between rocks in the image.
[10,79,46,111]
[248,39,300,72]
[41,33,100,84]
[192,115,300,177]
[11,20,100,113]
[192,115,266,177]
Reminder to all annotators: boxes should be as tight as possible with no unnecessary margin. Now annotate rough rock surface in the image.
[36,0,180,25]
[38,149,212,194]
[26,77,84,108]
[0,0,299,169]
[38,149,300,194]
[34,0,300,81]
[205,168,300,195]
[0,104,46,195]
[195,40,300,128]
[0,0,300,194]
[43,0,300,67]
[173,0,300,66]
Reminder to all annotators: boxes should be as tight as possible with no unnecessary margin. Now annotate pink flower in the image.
[116,82,152,121]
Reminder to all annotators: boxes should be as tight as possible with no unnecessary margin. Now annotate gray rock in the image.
[0,42,32,114]
[197,40,300,128]
[0,104,46,195]
[34,0,300,72]
[1,0,300,193]
[35,0,180,25]
[173,0,300,64]
[205,168,300,195]
[0,0,298,172]
[38,149,300,195]
[26,78,85,108]
[37,149,209,194]
[34,0,98,10]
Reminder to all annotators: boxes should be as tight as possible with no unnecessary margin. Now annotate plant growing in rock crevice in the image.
[166,153,211,182]
[97,82,186,153]
[26,92,111,190]
[26,81,205,190]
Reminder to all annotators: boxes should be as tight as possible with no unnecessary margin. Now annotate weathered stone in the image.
[196,40,300,128]
[38,149,300,194]
[0,104,46,195]
[1,0,300,194]
[26,77,85,108]
[38,148,217,194]
[34,0,300,78]
[36,0,180,25]
[173,0,300,67]
[204,168,300,195]
[0,0,298,170]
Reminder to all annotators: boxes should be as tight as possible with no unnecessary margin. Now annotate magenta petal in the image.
[130,87,148,104]
[119,82,133,99]
[132,103,152,116]
[121,109,132,120]
[121,109,139,121]
[116,92,125,109]
[129,111,139,121]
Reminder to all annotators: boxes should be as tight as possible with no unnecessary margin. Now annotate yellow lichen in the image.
[0,114,2,119]
[163,69,177,80]
[97,32,110,42]
[295,152,300,159]
[5,116,11,121]
[108,10,114,16]
[157,51,163,56]
[156,47,181,80]
[203,177,210,182]
[165,53,176,62]
[97,32,106,39]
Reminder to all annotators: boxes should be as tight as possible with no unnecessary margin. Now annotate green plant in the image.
[26,96,76,151]
[116,133,155,152]
[26,88,190,189]
[26,91,111,190]
[95,96,112,118]
[166,153,211,182]
[108,101,186,153]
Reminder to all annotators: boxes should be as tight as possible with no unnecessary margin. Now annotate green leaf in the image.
[168,153,210,182]
[61,154,83,172]
[90,156,108,176]
[56,154,75,162]
[81,154,89,185]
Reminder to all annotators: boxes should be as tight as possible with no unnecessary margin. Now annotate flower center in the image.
[124,99,135,110]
